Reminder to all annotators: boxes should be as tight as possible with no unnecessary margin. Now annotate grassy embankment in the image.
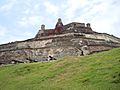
[0,48,120,90]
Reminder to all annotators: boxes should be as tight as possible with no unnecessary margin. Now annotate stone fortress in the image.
[0,18,120,64]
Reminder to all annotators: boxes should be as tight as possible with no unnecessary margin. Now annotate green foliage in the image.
[0,48,120,90]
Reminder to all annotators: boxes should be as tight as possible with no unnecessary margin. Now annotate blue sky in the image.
[0,0,120,44]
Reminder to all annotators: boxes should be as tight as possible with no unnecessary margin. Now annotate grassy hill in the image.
[0,48,120,90]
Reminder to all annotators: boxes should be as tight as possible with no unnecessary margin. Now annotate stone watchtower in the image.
[35,24,45,38]
[86,23,91,28]
[40,24,45,36]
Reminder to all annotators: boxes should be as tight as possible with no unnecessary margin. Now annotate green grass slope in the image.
[0,48,120,90]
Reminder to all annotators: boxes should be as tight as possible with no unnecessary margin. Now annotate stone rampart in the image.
[0,22,120,64]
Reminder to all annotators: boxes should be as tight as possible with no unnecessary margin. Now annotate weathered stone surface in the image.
[0,22,120,64]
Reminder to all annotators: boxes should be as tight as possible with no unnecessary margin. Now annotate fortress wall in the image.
[1,21,120,64]
[86,39,120,47]
[0,44,82,64]
[103,34,120,43]
[84,33,120,43]
[89,45,112,53]
[0,33,120,64]
[0,33,119,52]
[16,39,53,49]
[0,39,53,51]
[0,49,28,64]
[0,36,83,64]
[0,42,17,51]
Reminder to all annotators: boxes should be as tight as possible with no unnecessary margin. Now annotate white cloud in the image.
[64,0,88,22]
[62,0,120,37]
[0,0,17,12]
[18,15,44,27]
[88,1,120,37]
[43,1,59,16]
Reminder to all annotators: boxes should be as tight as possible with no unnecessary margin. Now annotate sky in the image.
[0,0,120,44]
